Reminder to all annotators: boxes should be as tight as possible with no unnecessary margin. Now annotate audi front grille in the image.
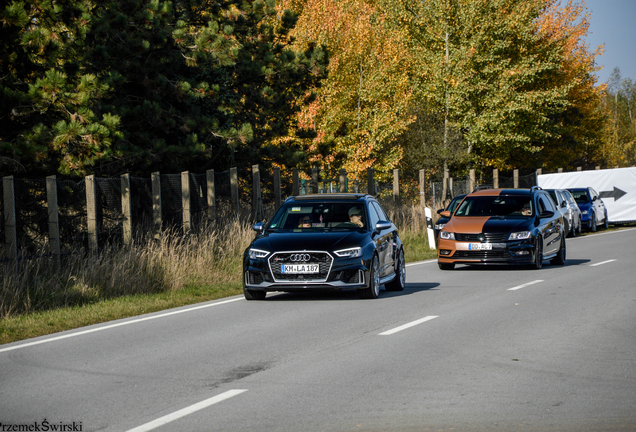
[268,251,333,283]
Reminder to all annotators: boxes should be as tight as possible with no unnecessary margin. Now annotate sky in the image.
[582,0,636,85]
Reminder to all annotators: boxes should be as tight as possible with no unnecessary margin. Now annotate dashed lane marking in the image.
[507,280,544,291]
[379,316,439,335]
[126,389,248,432]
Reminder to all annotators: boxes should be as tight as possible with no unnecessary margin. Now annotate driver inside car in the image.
[348,207,364,228]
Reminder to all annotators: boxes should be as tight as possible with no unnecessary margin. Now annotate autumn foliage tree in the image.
[279,0,415,181]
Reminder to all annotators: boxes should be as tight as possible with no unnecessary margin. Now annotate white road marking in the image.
[507,280,544,291]
[126,389,248,432]
[0,297,243,354]
[406,259,437,267]
[379,316,438,335]
[590,259,617,267]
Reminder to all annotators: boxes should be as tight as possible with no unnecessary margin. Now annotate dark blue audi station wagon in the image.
[243,194,406,300]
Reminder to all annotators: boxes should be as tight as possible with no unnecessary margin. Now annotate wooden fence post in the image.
[535,168,542,187]
[339,169,347,193]
[292,168,300,196]
[577,166,582,171]
[419,169,426,207]
[393,169,400,203]
[558,168,563,173]
[311,167,319,194]
[46,175,61,270]
[513,169,519,189]
[181,171,191,233]
[121,173,132,245]
[273,167,281,209]
[442,168,450,201]
[230,167,239,214]
[469,169,476,192]
[85,175,98,252]
[3,176,18,270]
[252,164,263,221]
[151,172,162,239]
[206,169,216,223]
[493,169,499,189]
[367,168,375,196]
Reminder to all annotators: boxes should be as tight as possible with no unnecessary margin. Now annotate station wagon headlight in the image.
[434,223,446,230]
[508,231,531,240]
[248,249,270,259]
[439,231,455,240]
[334,247,362,258]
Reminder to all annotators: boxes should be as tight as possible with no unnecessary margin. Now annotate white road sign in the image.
[537,167,636,223]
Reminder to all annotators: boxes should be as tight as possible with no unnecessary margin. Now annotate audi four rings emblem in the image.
[290,254,311,262]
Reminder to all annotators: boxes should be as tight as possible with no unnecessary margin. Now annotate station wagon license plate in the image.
[468,243,492,251]
[281,264,320,274]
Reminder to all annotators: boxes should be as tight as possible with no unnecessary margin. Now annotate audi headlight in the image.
[334,247,362,258]
[439,231,455,240]
[508,231,531,240]
[248,248,270,259]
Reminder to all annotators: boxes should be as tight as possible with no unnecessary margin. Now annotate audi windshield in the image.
[267,202,368,230]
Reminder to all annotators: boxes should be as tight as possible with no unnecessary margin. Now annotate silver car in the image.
[546,188,582,237]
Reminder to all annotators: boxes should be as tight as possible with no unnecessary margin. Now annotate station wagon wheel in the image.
[359,255,380,299]
[244,286,266,300]
[603,211,609,229]
[386,247,405,291]
[590,213,597,232]
[533,237,543,270]
[577,217,582,235]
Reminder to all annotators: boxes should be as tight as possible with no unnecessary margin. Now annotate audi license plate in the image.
[281,264,319,274]
[468,243,492,250]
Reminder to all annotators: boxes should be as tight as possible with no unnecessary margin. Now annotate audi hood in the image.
[249,230,370,253]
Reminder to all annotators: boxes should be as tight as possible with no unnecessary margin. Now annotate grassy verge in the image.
[1,206,437,346]
[0,282,243,345]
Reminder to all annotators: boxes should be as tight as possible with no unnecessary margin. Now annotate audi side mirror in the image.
[440,210,451,218]
[252,222,265,232]
[375,221,392,232]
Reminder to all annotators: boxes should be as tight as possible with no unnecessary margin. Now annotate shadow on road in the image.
[262,282,440,301]
[445,258,591,272]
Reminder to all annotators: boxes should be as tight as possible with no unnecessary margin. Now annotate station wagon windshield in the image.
[455,196,533,217]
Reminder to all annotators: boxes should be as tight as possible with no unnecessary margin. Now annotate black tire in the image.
[244,287,266,300]
[438,262,455,270]
[359,255,380,299]
[533,237,543,269]
[603,211,609,229]
[569,219,576,237]
[386,248,406,292]
[590,213,597,232]
[577,217,582,236]
[551,236,566,266]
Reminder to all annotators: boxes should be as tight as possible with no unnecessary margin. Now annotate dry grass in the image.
[0,219,256,319]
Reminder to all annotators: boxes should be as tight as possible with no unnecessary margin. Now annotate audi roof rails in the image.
[531,186,543,191]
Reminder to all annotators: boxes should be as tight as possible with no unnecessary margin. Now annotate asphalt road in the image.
[1,228,635,432]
